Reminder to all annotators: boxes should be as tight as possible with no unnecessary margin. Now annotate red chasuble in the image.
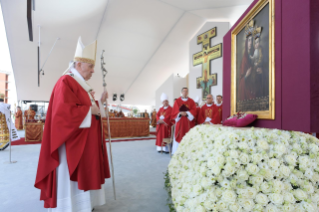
[171,97,197,143]
[214,104,223,124]
[155,106,172,147]
[198,104,219,124]
[34,75,110,208]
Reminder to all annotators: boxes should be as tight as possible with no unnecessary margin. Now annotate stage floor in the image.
[0,137,170,212]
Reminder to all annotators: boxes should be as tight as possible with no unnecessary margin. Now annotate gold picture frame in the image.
[231,0,275,119]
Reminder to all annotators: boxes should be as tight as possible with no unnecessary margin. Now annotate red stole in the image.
[171,97,196,143]
[155,106,172,147]
[34,75,110,208]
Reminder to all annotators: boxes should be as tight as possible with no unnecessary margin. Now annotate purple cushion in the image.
[223,116,237,126]
[236,114,257,127]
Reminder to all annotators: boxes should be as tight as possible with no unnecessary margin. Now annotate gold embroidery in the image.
[205,109,213,118]
[74,57,95,65]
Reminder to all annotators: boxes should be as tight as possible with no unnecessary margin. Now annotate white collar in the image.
[163,106,168,109]
[70,67,85,82]
[216,102,223,106]
[206,103,213,107]
[181,97,188,101]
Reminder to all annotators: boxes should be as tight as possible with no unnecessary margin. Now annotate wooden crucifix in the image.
[193,27,222,100]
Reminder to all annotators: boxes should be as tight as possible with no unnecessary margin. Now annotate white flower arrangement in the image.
[168,125,319,212]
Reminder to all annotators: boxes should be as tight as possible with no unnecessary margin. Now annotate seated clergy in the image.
[24,106,36,121]
[155,93,172,153]
[198,94,219,125]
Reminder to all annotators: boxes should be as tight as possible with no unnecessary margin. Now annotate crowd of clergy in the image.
[154,87,222,154]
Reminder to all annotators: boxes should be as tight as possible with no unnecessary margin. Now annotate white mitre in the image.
[161,93,168,102]
[74,37,97,65]
[63,36,97,75]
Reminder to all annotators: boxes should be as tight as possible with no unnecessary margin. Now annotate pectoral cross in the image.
[193,27,222,100]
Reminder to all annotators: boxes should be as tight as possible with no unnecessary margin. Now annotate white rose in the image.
[257,139,269,150]
[299,156,310,168]
[309,143,319,153]
[285,154,297,166]
[294,189,308,201]
[215,187,223,197]
[246,163,260,175]
[241,199,255,211]
[253,204,263,211]
[236,169,249,181]
[215,155,225,165]
[223,163,236,177]
[220,179,231,189]
[311,193,319,203]
[265,204,279,212]
[255,193,269,206]
[304,168,314,179]
[229,203,242,212]
[251,153,263,164]
[303,183,314,194]
[282,203,295,212]
[284,192,296,204]
[242,187,257,199]
[238,142,249,150]
[302,201,315,212]
[275,143,287,154]
[239,153,250,164]
[217,200,228,211]
[211,165,221,175]
[260,168,274,181]
[280,165,291,177]
[261,182,272,193]
[195,205,206,212]
[273,180,284,193]
[250,175,263,185]
[269,158,280,170]
[229,150,239,158]
[221,190,236,202]
[269,193,284,205]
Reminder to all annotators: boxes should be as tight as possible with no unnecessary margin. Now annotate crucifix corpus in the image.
[193,27,222,100]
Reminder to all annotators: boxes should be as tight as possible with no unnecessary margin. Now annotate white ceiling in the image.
[0,0,252,106]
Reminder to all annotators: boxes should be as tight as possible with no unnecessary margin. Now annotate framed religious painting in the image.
[231,0,275,119]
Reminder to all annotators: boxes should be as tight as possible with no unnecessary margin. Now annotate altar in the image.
[102,117,150,138]
[25,121,44,142]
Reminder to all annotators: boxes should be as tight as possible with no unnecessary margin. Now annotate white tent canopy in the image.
[1,0,252,106]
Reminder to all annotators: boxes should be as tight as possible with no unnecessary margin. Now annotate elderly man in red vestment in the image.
[34,37,111,211]
[155,93,172,153]
[214,95,223,124]
[198,94,218,124]
[171,87,197,154]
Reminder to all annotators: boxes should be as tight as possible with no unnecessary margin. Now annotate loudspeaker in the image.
[112,94,117,101]
[120,94,125,101]
[30,104,38,112]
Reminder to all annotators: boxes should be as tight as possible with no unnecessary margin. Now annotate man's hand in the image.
[90,91,95,99]
[180,112,187,116]
[91,105,101,116]
[100,91,108,103]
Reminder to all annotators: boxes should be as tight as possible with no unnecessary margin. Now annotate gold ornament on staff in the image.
[100,50,116,200]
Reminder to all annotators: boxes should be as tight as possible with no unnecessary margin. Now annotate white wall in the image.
[189,22,230,104]
[155,74,187,110]
[155,74,174,110]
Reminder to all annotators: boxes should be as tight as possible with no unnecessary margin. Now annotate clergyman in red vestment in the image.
[198,94,218,125]
[171,87,197,154]
[34,37,111,211]
[15,106,23,130]
[214,95,223,124]
[155,93,172,153]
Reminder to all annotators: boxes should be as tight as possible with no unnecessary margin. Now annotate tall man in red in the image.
[214,95,223,124]
[155,93,172,153]
[34,37,111,211]
[171,87,197,154]
[198,94,219,124]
